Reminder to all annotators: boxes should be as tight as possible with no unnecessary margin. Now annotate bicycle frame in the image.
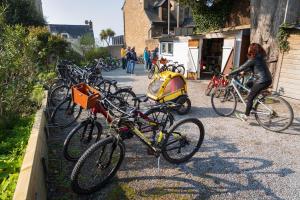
[230,78,273,114]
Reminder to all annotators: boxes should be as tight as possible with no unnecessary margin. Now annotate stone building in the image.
[122,0,193,55]
[48,21,95,55]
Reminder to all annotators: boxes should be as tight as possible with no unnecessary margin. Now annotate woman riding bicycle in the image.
[226,43,272,121]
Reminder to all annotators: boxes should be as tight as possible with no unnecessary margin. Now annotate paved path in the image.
[47,64,300,200]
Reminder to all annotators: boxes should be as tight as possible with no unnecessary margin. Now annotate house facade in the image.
[122,0,193,55]
[159,0,251,78]
[48,21,95,55]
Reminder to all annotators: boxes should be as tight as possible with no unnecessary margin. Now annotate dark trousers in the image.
[122,58,126,69]
[245,80,272,116]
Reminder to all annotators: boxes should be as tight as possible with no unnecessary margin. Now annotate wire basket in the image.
[72,83,100,109]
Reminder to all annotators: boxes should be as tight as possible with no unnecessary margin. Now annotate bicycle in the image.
[63,95,175,162]
[211,74,294,132]
[205,69,228,96]
[70,99,205,194]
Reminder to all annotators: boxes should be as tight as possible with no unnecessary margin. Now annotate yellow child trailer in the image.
[147,71,191,115]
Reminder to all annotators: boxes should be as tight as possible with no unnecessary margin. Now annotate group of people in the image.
[120,46,159,74]
[121,46,137,74]
[143,47,159,71]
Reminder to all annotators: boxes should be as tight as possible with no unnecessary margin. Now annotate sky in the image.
[41,0,124,46]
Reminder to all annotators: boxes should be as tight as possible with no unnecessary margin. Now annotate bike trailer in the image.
[148,70,188,99]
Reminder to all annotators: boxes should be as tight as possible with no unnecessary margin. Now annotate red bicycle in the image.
[205,70,228,96]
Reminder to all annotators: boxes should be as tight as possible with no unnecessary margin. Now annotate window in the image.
[61,33,69,39]
[161,42,173,55]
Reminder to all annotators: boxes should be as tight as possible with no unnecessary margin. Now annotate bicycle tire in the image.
[113,88,136,107]
[50,97,82,128]
[71,136,125,194]
[174,65,185,76]
[148,64,159,79]
[143,108,174,133]
[162,118,205,164]
[63,120,103,162]
[205,81,214,96]
[211,87,237,117]
[49,84,70,107]
[98,79,118,94]
[176,96,191,115]
[254,95,294,132]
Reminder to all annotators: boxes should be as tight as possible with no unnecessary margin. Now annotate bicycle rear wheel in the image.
[49,84,69,107]
[63,120,103,162]
[50,97,82,128]
[71,136,125,194]
[162,118,205,164]
[113,88,136,107]
[211,87,237,116]
[254,95,294,132]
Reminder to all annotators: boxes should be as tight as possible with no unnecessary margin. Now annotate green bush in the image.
[0,116,34,199]
[84,47,109,62]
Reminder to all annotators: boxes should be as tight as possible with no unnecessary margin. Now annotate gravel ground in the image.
[47,64,300,200]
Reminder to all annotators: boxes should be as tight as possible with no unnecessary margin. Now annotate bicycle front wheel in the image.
[148,64,159,79]
[71,136,125,194]
[211,87,237,116]
[63,120,103,162]
[254,95,294,132]
[162,118,205,164]
[174,65,185,75]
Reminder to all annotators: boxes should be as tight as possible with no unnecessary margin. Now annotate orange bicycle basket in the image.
[72,83,100,109]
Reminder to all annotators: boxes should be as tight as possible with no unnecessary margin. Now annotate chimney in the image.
[89,20,93,30]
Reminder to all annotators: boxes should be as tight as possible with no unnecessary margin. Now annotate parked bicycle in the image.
[70,97,205,194]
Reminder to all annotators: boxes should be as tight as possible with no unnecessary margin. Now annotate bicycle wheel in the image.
[49,84,70,106]
[162,118,205,164]
[113,88,136,107]
[148,64,159,79]
[63,120,103,162]
[211,87,237,116]
[176,96,191,115]
[174,65,185,75]
[71,136,125,194]
[254,95,294,132]
[50,97,82,128]
[98,80,118,94]
[143,108,174,133]
[205,81,214,96]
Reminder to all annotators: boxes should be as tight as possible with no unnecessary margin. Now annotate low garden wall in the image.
[13,93,48,200]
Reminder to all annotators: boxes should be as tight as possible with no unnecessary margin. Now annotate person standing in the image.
[143,47,150,71]
[126,46,132,73]
[120,46,127,70]
[130,47,137,74]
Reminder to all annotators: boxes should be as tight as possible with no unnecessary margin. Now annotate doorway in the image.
[200,38,224,79]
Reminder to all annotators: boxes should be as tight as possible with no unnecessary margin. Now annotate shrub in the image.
[84,47,109,62]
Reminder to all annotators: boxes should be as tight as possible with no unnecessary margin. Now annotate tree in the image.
[250,0,300,75]
[0,0,45,26]
[100,28,115,46]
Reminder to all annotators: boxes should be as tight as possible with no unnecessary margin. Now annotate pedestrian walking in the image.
[126,46,132,73]
[143,47,151,71]
[130,47,137,74]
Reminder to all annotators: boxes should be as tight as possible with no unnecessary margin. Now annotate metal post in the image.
[177,2,180,28]
[284,0,290,23]
[168,0,170,35]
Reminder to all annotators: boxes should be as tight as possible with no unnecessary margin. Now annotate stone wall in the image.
[123,0,152,55]
[108,45,123,59]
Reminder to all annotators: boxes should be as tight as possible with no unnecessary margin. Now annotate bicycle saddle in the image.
[132,95,148,103]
